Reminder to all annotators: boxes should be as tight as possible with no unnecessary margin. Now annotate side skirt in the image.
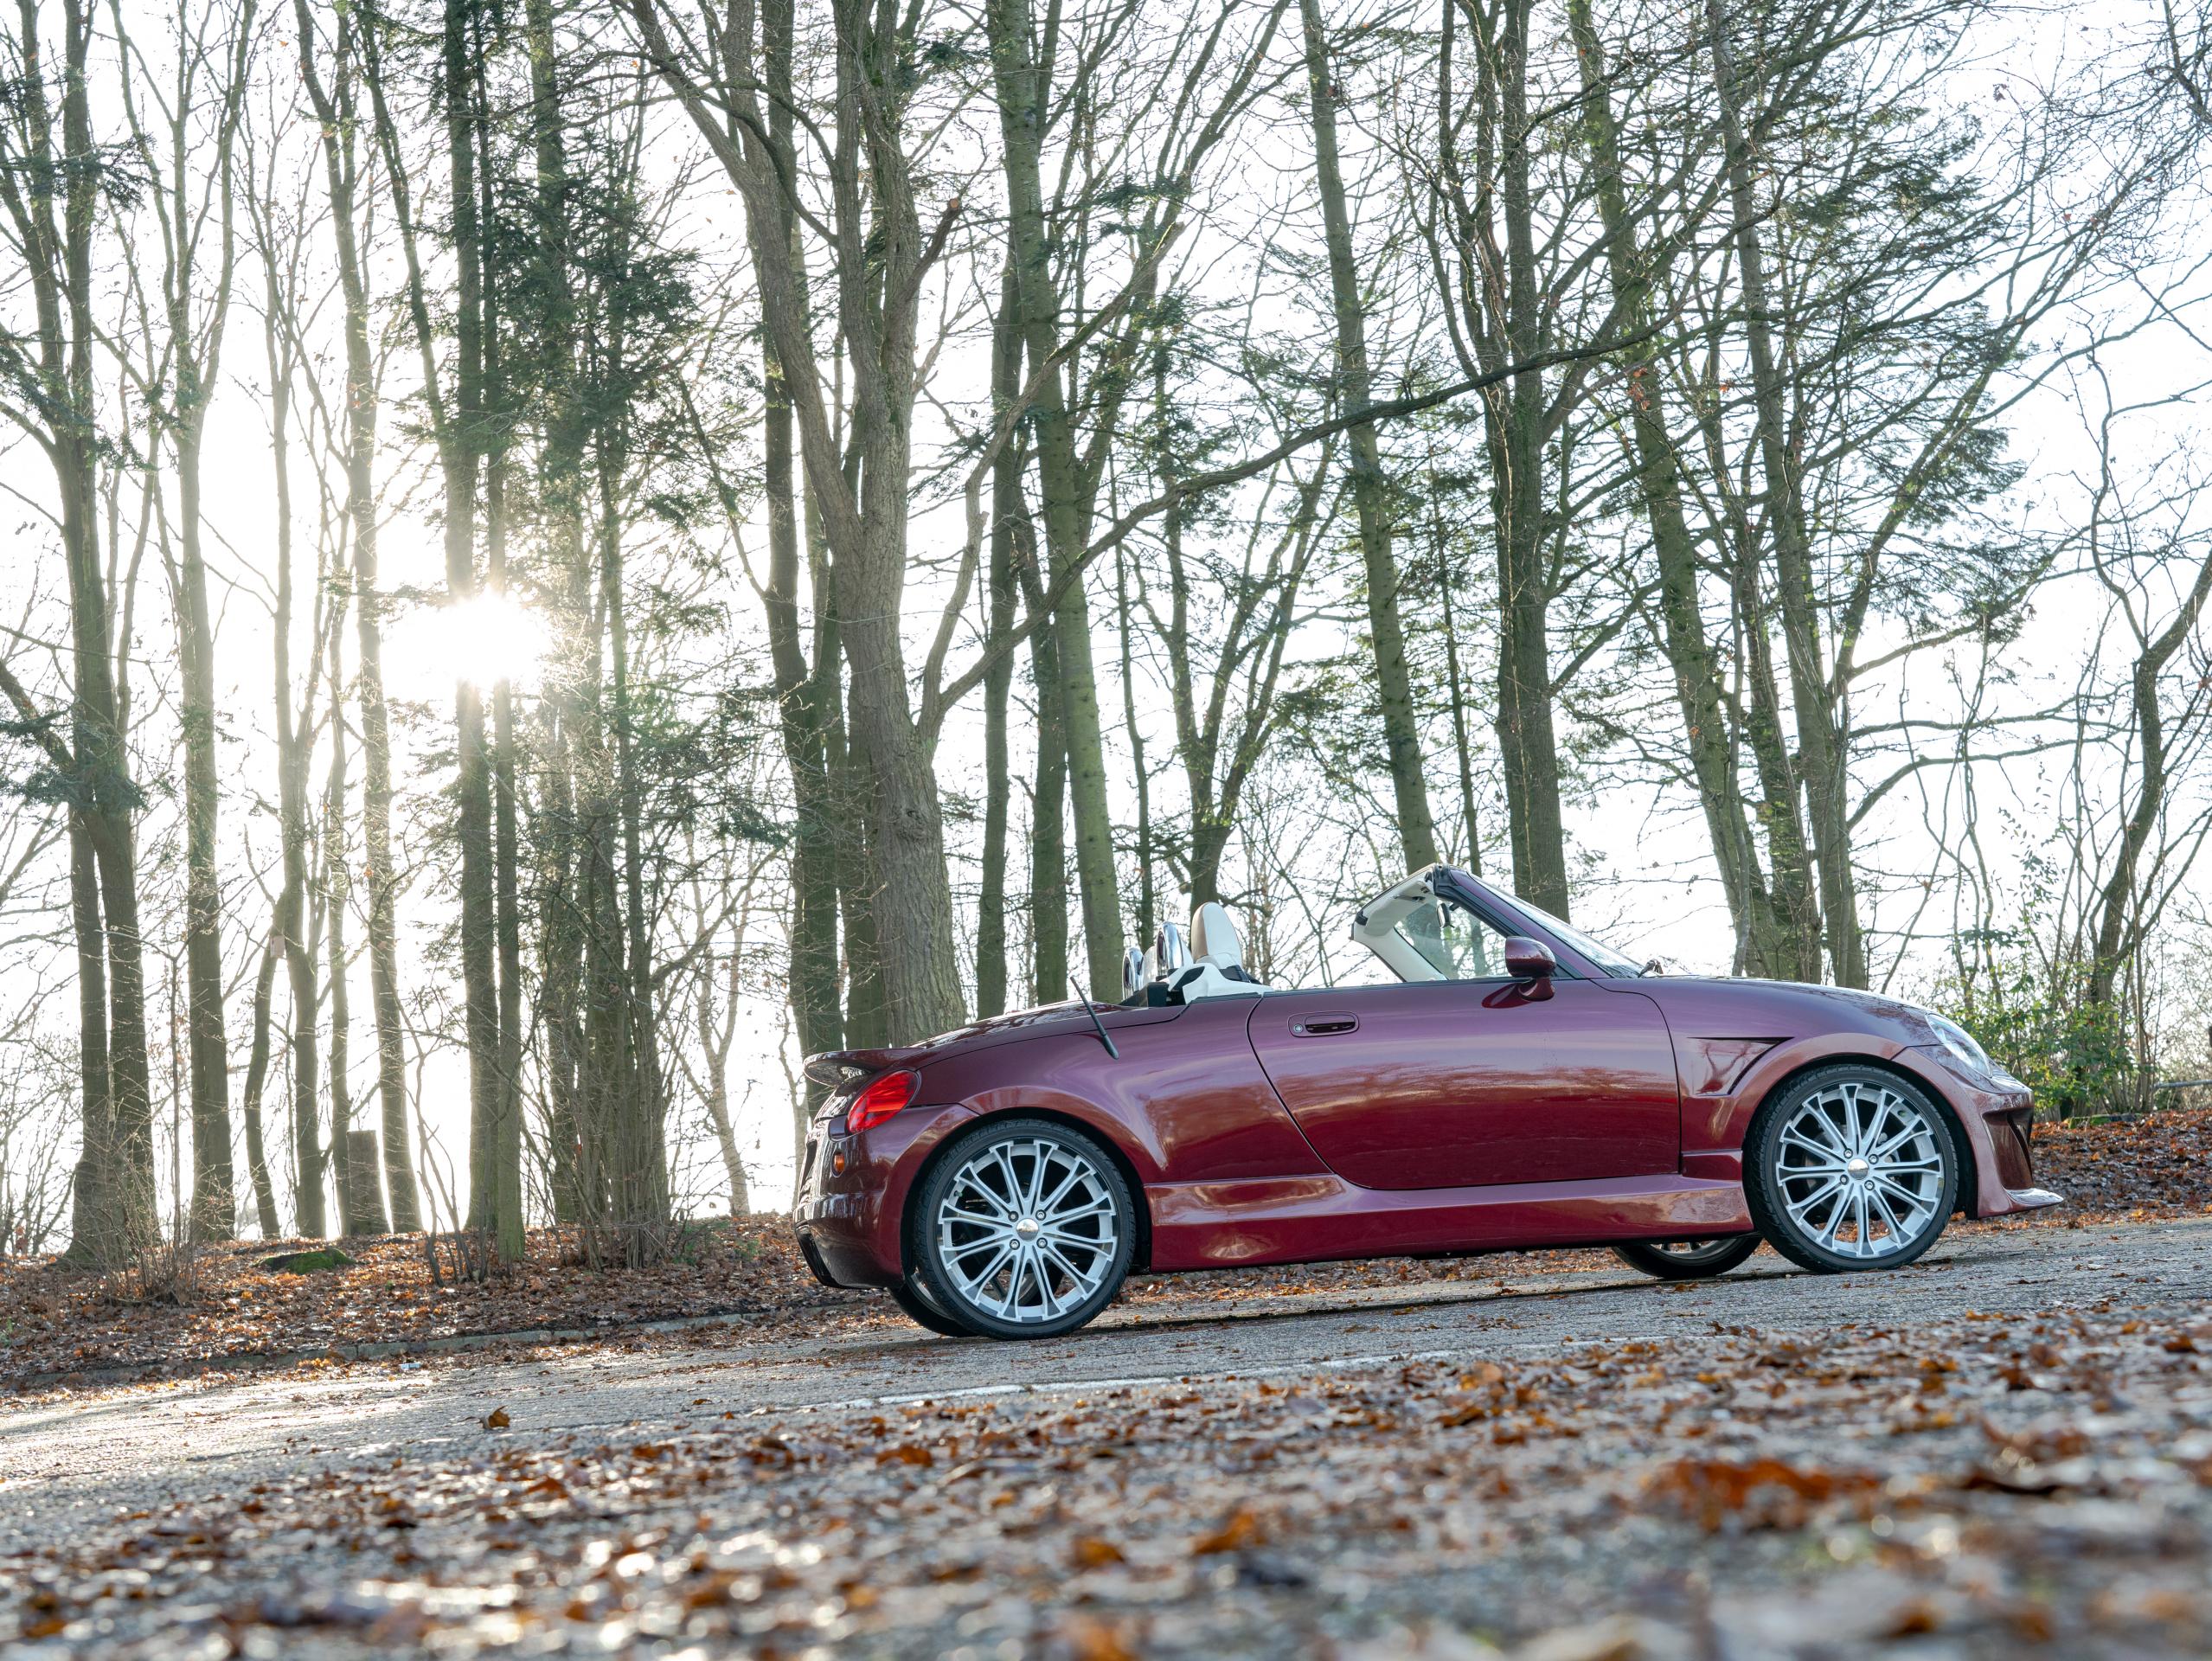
[1144,1172,1751,1273]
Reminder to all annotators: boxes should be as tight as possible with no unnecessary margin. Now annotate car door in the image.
[1247,964,1679,1191]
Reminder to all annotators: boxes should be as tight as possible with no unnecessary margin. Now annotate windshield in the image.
[1394,897,1509,980]
[1484,890,1646,978]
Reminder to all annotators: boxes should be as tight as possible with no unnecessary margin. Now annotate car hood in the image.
[1633,973,1948,1048]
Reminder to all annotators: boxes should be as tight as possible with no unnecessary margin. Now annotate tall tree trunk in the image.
[236,923,284,1235]
[702,950,749,1213]
[632,0,967,1042]
[299,1,420,1228]
[523,0,587,1224]
[484,68,524,1263]
[1566,0,1776,970]
[1300,0,1440,878]
[285,802,322,1238]
[976,269,1022,1019]
[1732,555,1824,980]
[11,0,159,1260]
[266,254,322,1239]
[1431,484,1482,874]
[175,407,233,1240]
[325,651,357,1236]
[131,0,254,1247]
[2087,547,2212,1009]
[987,0,1138,995]
[438,0,503,1233]
[1018,545,1070,1004]
[1484,0,1570,916]
[760,0,843,1094]
[66,816,113,1252]
[1117,540,1157,952]
[1708,2,1860,984]
[835,750,890,1048]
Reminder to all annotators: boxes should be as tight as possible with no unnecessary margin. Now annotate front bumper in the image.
[1916,1053,2062,1218]
[791,1102,975,1287]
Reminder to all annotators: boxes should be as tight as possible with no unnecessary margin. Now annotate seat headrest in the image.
[1189,901,1242,969]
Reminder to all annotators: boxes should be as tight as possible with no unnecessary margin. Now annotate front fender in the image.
[1683,1038,2057,1220]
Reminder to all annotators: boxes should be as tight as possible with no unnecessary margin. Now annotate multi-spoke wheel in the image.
[909,1119,1136,1340]
[1745,1065,1959,1273]
[1611,1235,1762,1280]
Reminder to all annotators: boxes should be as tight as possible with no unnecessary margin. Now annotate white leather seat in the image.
[1189,901,1242,971]
[1170,901,1266,999]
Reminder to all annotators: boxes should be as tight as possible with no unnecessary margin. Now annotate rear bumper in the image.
[791,1102,975,1287]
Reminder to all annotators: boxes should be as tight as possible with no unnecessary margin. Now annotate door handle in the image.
[1291,1014,1359,1036]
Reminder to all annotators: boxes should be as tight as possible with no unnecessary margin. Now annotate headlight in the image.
[1927,1013,2006,1083]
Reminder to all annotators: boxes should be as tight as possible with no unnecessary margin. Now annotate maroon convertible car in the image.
[793,865,2061,1339]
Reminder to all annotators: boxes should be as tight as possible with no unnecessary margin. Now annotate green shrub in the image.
[1929,933,2143,1121]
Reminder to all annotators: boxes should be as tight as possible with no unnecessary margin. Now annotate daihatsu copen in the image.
[792,864,2059,1339]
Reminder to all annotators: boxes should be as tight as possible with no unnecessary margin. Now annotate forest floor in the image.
[1,1110,2204,1395]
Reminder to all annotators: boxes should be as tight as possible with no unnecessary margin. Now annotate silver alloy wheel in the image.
[933,1135,1120,1325]
[1773,1078,1946,1260]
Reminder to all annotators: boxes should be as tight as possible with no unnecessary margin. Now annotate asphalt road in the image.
[7,1215,2207,1556]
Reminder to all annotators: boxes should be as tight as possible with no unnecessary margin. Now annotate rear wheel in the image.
[1611,1236,1761,1280]
[911,1118,1135,1341]
[1745,1064,1959,1273]
[887,1273,975,1337]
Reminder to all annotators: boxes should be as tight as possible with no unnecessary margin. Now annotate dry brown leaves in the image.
[3,1288,2209,1658]
[0,1219,866,1389]
[2017,1110,2212,1222]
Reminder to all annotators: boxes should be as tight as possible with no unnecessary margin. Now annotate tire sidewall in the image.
[1612,1235,1762,1280]
[1745,1063,1959,1274]
[888,1274,976,1337]
[909,1117,1136,1341]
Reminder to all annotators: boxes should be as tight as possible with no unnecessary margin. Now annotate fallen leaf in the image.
[1645,1459,1875,1532]
[483,1407,510,1430]
[1069,1536,1125,1568]
[1055,1613,1141,1661]
[1193,1504,1265,1555]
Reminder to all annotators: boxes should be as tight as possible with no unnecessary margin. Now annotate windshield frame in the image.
[1432,869,1647,979]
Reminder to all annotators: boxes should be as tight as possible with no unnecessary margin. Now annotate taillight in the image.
[846,1068,919,1132]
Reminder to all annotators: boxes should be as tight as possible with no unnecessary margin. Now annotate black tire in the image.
[1744,1063,1959,1274]
[909,1117,1136,1341]
[1611,1235,1762,1280]
[886,1273,976,1337]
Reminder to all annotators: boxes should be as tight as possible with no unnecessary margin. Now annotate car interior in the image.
[1120,901,1271,1004]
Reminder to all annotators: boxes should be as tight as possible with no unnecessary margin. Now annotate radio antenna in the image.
[1069,978,1120,1059]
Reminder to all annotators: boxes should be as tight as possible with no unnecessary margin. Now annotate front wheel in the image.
[1745,1064,1959,1273]
[910,1118,1136,1341]
[1611,1235,1761,1280]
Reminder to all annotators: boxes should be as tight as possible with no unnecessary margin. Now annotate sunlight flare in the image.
[391,592,550,696]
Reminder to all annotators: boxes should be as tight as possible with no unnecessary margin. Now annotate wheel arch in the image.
[1747,1051,1979,1219]
[900,1105,1155,1276]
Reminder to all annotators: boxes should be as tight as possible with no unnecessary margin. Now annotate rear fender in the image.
[894,1101,1156,1276]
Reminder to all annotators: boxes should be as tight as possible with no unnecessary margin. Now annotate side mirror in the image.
[1502,936,1557,997]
